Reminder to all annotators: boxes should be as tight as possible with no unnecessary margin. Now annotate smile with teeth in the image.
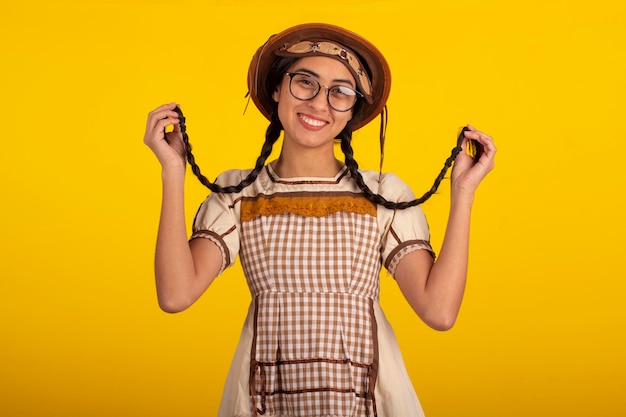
[299,113,328,127]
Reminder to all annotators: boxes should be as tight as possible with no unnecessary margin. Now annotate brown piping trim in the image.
[221,225,237,238]
[255,357,371,368]
[250,348,378,412]
[369,298,379,416]
[250,297,261,415]
[241,191,366,201]
[229,196,244,209]
[265,164,349,185]
[389,225,402,245]
[258,386,370,397]
[384,239,434,269]
[189,229,232,267]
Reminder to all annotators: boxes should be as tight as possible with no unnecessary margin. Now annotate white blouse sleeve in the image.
[190,171,243,274]
[375,173,435,277]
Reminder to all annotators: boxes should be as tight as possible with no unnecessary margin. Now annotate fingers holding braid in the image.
[146,105,495,205]
[451,125,497,194]
[144,103,180,144]
[463,125,496,169]
[143,103,186,168]
[156,105,283,194]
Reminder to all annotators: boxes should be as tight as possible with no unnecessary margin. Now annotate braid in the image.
[171,104,467,204]
[341,130,394,207]
[173,106,282,194]
[340,127,467,210]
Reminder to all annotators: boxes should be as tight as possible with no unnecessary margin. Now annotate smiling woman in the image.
[3,1,625,416]
[274,57,358,160]
[143,23,495,417]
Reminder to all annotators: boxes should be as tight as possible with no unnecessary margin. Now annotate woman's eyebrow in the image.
[292,68,355,87]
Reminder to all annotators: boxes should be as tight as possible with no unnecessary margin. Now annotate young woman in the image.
[144,23,495,417]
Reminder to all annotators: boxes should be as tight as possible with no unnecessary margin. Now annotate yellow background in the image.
[1,0,624,416]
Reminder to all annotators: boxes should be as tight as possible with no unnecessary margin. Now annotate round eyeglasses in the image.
[286,72,363,112]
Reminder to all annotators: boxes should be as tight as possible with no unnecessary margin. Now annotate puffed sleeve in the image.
[190,171,243,274]
[376,173,436,277]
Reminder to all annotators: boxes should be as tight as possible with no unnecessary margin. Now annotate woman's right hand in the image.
[143,102,186,169]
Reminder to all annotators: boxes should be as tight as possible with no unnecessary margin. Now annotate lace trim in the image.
[241,194,376,222]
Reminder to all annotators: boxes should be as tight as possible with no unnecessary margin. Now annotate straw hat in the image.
[247,23,391,131]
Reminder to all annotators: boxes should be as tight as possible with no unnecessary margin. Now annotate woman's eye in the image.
[331,86,353,97]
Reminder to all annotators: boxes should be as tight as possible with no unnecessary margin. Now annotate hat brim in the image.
[247,23,391,131]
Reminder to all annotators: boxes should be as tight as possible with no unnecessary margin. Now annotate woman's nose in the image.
[309,87,330,110]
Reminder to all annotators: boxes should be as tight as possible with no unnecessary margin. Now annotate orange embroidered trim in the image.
[241,194,376,222]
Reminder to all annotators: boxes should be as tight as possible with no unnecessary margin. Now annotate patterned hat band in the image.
[277,40,373,102]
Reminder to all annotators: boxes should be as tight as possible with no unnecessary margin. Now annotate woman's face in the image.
[273,56,355,152]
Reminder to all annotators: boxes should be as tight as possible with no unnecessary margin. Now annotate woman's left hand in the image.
[450,124,497,197]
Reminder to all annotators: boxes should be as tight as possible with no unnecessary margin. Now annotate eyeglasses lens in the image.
[288,73,358,112]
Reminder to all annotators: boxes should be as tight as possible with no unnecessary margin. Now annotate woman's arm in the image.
[394,126,496,330]
[144,103,222,313]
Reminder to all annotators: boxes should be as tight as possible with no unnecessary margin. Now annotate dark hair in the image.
[339,126,466,210]
[175,56,467,209]
[172,57,297,194]
[177,106,281,194]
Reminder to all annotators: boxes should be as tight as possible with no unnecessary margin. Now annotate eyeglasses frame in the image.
[285,72,364,112]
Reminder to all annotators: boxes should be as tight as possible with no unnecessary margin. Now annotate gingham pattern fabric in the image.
[190,165,434,417]
[240,204,381,417]
[240,210,381,297]
[250,293,376,416]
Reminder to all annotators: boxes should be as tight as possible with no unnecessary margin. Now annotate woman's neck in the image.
[271,151,343,178]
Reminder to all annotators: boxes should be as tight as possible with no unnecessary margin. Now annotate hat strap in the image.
[378,105,388,181]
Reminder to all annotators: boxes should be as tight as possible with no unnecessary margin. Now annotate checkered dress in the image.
[191,165,434,417]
